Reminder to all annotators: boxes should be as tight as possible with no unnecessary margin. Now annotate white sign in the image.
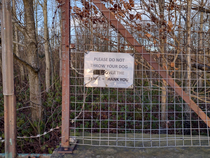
[84,51,134,88]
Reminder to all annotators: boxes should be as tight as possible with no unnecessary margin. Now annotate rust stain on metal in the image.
[92,0,210,127]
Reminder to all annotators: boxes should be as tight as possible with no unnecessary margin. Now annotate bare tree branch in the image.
[13,41,25,47]
[13,53,39,73]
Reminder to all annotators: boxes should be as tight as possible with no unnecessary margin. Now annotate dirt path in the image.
[51,146,210,158]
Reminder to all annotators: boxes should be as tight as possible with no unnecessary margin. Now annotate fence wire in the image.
[68,0,210,148]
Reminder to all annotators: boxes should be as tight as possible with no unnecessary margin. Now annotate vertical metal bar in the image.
[4,96,16,158]
[2,0,14,94]
[61,0,70,147]
[1,0,17,157]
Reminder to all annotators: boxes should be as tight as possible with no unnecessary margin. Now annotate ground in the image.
[51,146,210,158]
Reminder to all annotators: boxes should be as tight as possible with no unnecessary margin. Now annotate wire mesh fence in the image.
[68,0,210,148]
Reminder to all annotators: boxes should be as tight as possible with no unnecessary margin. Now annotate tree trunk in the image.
[23,0,42,122]
[177,8,182,79]
[12,0,25,82]
[59,9,62,82]
[159,0,167,133]
[35,0,38,35]
[184,0,192,135]
[43,0,51,92]
[198,4,203,89]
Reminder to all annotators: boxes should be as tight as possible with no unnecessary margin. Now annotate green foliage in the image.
[0,77,63,153]
[1,70,210,153]
[48,147,54,154]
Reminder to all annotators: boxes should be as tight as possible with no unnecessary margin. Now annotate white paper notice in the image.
[84,51,134,88]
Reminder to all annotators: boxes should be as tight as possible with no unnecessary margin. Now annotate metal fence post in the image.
[57,0,76,153]
[1,0,17,157]
[61,0,70,148]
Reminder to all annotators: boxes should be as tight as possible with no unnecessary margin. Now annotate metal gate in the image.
[59,0,210,149]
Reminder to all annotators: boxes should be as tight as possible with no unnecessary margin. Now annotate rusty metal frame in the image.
[61,0,70,148]
[55,0,210,152]
[56,0,77,153]
[1,0,17,157]
[92,0,210,127]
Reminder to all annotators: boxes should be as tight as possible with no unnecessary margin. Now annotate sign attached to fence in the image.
[84,51,134,88]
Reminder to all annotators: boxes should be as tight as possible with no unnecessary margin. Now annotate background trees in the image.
[1,0,62,153]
